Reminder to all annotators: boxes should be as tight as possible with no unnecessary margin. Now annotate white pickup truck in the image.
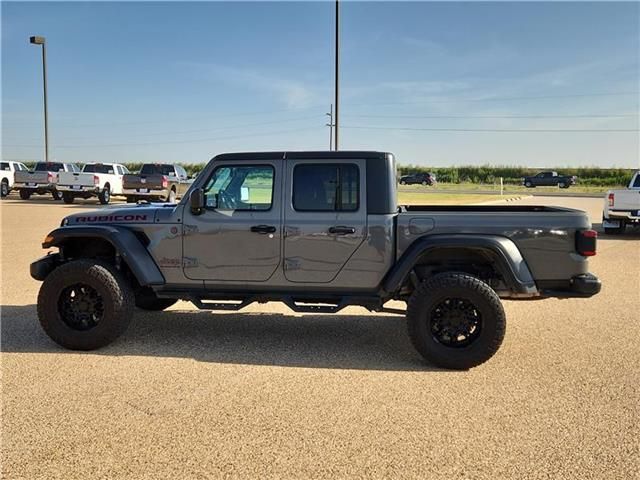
[603,170,640,234]
[57,163,131,204]
[1,161,29,198]
[14,162,80,200]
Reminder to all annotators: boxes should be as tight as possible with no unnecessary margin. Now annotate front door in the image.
[182,160,282,282]
[283,159,367,283]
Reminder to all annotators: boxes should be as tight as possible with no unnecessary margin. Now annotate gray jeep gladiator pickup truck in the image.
[31,151,601,369]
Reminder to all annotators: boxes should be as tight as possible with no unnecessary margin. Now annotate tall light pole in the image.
[334,0,339,151]
[30,35,49,162]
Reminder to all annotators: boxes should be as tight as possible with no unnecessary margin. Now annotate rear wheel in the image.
[62,192,75,204]
[407,272,506,370]
[37,260,134,350]
[135,287,177,311]
[167,188,177,203]
[604,221,626,235]
[421,180,428,186]
[98,185,111,205]
[1,180,8,198]
[19,189,31,200]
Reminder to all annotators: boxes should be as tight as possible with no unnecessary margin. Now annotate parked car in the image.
[122,163,190,203]
[13,162,80,200]
[399,172,436,186]
[522,171,576,188]
[57,162,131,204]
[31,151,600,370]
[1,161,29,198]
[602,170,640,234]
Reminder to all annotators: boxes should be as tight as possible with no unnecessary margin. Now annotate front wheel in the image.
[406,272,506,370]
[524,181,532,188]
[37,260,134,350]
[1,180,8,198]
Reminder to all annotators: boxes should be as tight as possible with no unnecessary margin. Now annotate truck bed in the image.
[397,204,591,282]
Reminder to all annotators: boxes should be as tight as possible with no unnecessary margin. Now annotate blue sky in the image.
[2,1,639,167]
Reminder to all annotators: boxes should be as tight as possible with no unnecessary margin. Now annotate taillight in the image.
[47,172,54,181]
[162,175,168,188]
[93,175,100,186]
[608,193,614,207]
[576,229,597,256]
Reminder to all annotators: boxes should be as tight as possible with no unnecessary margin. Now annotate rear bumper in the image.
[539,273,601,298]
[30,253,61,281]
[14,183,56,191]
[57,185,100,194]
[606,210,640,222]
[123,188,168,199]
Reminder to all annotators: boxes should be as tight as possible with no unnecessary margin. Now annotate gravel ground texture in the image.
[1,196,639,479]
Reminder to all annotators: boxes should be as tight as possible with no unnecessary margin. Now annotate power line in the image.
[345,91,640,107]
[5,125,321,149]
[8,115,324,144]
[345,113,639,119]
[342,125,639,133]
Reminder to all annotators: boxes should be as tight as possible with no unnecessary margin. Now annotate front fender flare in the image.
[39,225,165,286]
[382,234,537,296]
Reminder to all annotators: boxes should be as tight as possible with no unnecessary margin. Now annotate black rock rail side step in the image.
[186,294,405,315]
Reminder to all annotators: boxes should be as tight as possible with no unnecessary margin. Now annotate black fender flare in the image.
[37,225,165,286]
[382,234,537,296]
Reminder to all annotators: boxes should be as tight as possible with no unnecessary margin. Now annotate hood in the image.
[61,203,177,226]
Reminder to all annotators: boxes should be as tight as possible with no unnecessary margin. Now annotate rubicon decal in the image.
[74,214,148,223]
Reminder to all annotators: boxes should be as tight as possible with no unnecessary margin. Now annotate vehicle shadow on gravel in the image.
[0,305,441,372]
[592,222,640,241]
[1,198,129,208]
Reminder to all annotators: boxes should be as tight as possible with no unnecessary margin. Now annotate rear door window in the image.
[293,164,359,212]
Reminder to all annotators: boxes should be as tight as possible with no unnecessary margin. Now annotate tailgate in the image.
[611,190,640,210]
[58,172,95,187]
[14,171,52,184]
[123,174,165,189]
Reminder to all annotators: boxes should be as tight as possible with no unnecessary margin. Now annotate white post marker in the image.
[500,177,504,196]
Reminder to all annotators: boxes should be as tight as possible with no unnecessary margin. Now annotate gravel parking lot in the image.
[1,195,638,479]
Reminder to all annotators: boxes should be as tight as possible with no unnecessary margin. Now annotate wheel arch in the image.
[382,234,537,297]
[37,226,164,286]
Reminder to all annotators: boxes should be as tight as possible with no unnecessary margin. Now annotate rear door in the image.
[182,159,282,282]
[283,159,366,283]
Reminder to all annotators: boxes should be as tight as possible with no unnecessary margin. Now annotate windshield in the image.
[34,162,64,172]
[82,164,116,174]
[140,164,175,176]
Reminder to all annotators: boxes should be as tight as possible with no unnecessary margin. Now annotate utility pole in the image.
[334,0,340,151]
[30,36,49,162]
[326,104,334,150]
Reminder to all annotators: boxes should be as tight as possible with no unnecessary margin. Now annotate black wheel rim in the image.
[58,283,104,331]
[104,189,110,202]
[430,297,482,348]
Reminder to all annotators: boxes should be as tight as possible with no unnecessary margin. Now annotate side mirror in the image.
[190,188,205,214]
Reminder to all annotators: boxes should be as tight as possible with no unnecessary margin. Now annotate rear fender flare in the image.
[382,234,537,295]
[42,225,165,286]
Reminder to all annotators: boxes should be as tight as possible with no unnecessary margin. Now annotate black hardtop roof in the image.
[212,151,391,161]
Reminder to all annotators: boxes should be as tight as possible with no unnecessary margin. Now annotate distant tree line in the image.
[20,161,635,187]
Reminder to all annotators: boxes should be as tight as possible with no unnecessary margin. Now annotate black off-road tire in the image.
[1,180,8,198]
[407,272,506,370]
[62,192,75,204]
[19,189,31,200]
[135,287,177,311]
[37,259,135,350]
[167,188,177,203]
